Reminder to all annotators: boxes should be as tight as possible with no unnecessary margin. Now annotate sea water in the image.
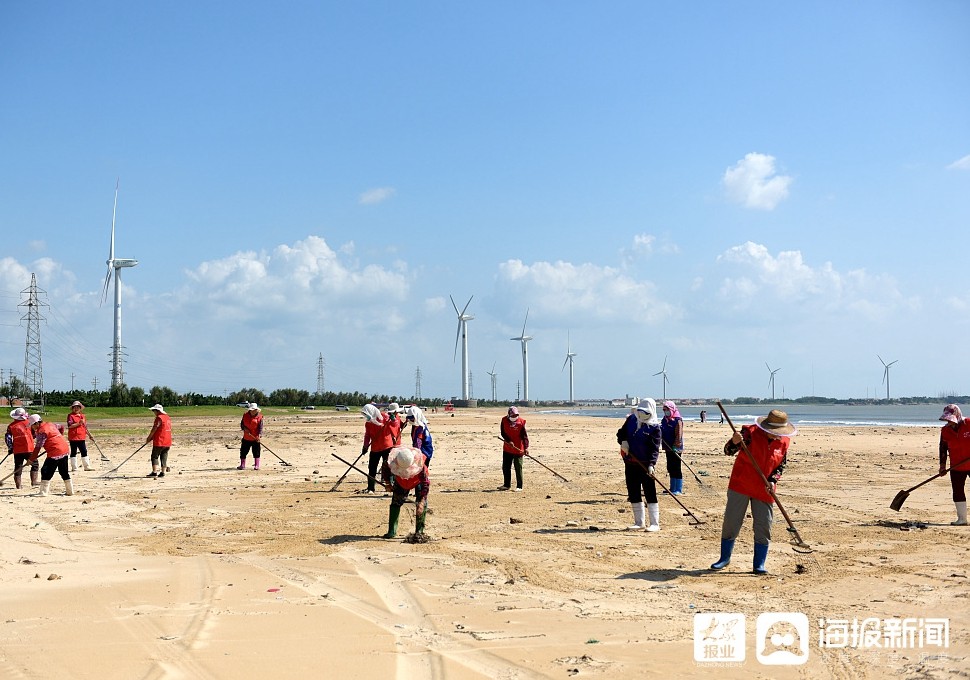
[540,403,956,428]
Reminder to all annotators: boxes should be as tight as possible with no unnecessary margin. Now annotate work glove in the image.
[647,465,655,476]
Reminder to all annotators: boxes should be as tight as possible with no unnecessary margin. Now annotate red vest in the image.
[942,419,970,471]
[6,420,33,454]
[372,416,403,452]
[502,417,527,455]
[728,425,789,504]
[152,413,172,447]
[241,412,263,441]
[67,412,87,441]
[36,421,70,457]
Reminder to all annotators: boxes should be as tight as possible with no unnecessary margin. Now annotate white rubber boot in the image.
[64,479,75,496]
[82,457,92,471]
[646,503,661,532]
[37,479,51,497]
[70,457,78,472]
[627,502,646,529]
[953,501,968,526]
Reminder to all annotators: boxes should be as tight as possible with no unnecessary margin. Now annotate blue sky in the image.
[1,1,968,402]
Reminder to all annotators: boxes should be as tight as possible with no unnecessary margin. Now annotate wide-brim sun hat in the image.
[9,407,28,420]
[388,446,425,480]
[940,404,963,424]
[150,404,166,414]
[71,401,84,409]
[756,409,797,436]
[387,402,405,414]
[27,414,42,425]
[248,403,260,411]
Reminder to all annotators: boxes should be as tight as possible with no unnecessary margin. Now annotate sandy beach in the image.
[1,407,966,679]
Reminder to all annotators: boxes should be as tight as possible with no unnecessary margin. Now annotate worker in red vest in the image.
[238,403,263,470]
[6,407,39,489]
[29,414,73,496]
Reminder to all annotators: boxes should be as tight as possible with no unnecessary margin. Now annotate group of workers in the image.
[7,397,969,574]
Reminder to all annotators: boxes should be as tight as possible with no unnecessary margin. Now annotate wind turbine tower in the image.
[562,333,577,403]
[766,362,781,401]
[450,295,474,403]
[486,363,497,402]
[511,309,533,403]
[100,180,138,388]
[878,355,898,400]
[653,356,670,401]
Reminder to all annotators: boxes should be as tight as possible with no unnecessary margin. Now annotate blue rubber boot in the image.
[672,478,684,495]
[753,542,769,575]
[710,539,735,570]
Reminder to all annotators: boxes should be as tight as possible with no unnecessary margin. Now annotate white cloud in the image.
[723,153,792,210]
[632,234,655,255]
[496,259,677,324]
[358,187,396,205]
[715,241,916,321]
[947,154,970,171]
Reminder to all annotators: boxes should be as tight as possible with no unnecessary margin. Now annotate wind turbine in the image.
[766,362,781,401]
[100,179,138,388]
[511,309,533,402]
[878,355,898,400]
[561,332,577,403]
[486,362,497,402]
[653,356,670,401]
[450,295,474,401]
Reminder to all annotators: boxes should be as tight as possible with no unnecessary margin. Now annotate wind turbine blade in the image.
[109,179,119,262]
[99,268,112,307]
[562,356,569,371]
[450,295,460,315]
[877,354,886,367]
[453,321,461,362]
[662,355,667,371]
[461,295,473,316]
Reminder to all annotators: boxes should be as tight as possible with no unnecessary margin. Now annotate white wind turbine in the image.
[100,180,138,388]
[450,295,474,401]
[653,355,669,401]
[511,309,533,402]
[562,332,577,403]
[486,362,498,402]
[766,362,781,401]
[878,355,898,400]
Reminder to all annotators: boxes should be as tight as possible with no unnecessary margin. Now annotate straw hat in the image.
[388,447,425,480]
[756,409,797,436]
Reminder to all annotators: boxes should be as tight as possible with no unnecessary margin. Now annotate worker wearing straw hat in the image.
[67,401,92,471]
[145,404,172,478]
[238,403,263,470]
[382,446,430,539]
[710,409,796,575]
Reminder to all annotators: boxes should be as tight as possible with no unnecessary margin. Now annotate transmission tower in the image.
[414,366,422,401]
[20,273,48,409]
[316,353,325,394]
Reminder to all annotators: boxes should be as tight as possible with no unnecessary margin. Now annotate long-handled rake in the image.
[101,442,149,478]
[626,455,706,524]
[496,437,570,483]
[88,433,110,462]
[717,402,813,554]
[890,468,950,511]
[330,453,389,491]
[260,443,293,467]
[330,448,368,491]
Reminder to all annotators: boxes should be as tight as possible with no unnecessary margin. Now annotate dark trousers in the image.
[664,447,683,479]
[69,441,88,458]
[624,460,658,504]
[951,470,969,502]
[502,452,523,489]
[41,455,71,481]
[151,446,170,469]
[368,449,390,491]
[240,440,261,459]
